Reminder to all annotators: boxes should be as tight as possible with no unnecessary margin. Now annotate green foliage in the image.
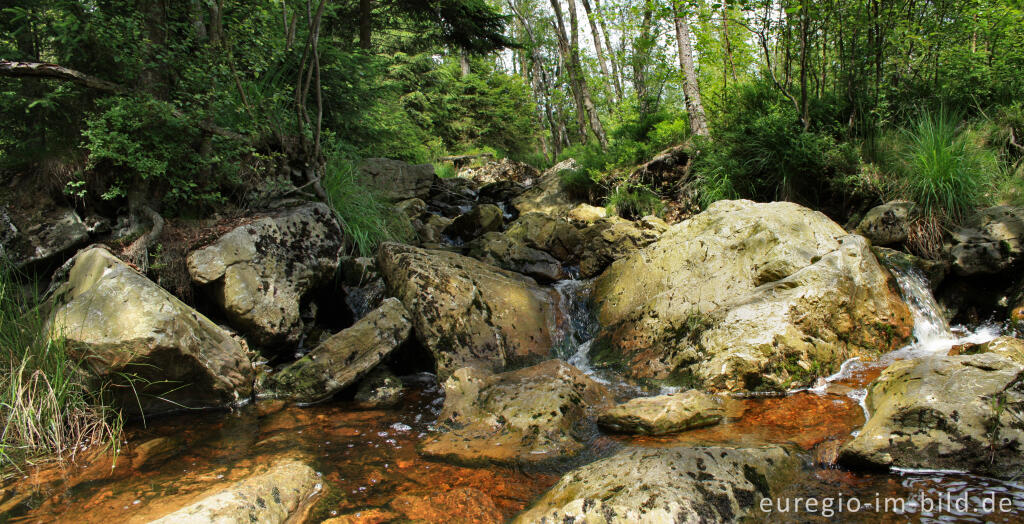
[885,109,998,223]
[322,154,414,257]
[606,183,665,220]
[559,166,602,201]
[0,259,121,473]
[434,162,458,179]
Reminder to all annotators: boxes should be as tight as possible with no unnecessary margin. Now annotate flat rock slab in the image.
[598,390,725,435]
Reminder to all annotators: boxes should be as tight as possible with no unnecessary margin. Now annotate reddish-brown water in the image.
[6,355,1022,523]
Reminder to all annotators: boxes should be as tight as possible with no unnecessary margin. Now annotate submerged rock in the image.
[839,353,1024,478]
[856,200,918,246]
[187,203,344,349]
[466,231,566,283]
[377,243,562,379]
[420,360,610,466]
[48,247,253,415]
[353,366,404,409]
[505,212,582,263]
[597,390,724,435]
[359,158,436,202]
[591,200,912,391]
[259,298,411,403]
[148,459,320,524]
[512,445,802,523]
[945,205,1024,275]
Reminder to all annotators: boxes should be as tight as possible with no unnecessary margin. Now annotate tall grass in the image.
[606,184,665,219]
[322,155,415,257]
[0,259,121,475]
[893,110,998,224]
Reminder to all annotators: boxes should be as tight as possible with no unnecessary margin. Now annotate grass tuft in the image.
[322,155,415,257]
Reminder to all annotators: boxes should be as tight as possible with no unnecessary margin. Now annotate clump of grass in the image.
[433,162,457,179]
[892,109,998,224]
[559,166,603,201]
[323,156,415,257]
[606,183,665,220]
[0,259,121,475]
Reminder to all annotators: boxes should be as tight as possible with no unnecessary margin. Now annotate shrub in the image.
[890,109,998,224]
[560,166,603,201]
[606,183,665,219]
[322,155,414,257]
[0,259,121,473]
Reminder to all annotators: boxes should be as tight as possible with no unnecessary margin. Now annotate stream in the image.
[3,267,1024,523]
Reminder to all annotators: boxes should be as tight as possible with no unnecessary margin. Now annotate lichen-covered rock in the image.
[512,159,580,217]
[420,360,610,466]
[578,216,665,278]
[945,206,1024,275]
[462,158,540,187]
[856,200,918,246]
[48,247,253,416]
[466,231,566,283]
[339,256,385,320]
[505,212,582,263]
[148,459,320,524]
[512,445,802,523]
[1,204,89,268]
[353,366,404,409]
[259,298,411,403]
[187,203,343,349]
[377,243,562,378]
[839,353,1024,478]
[973,336,1024,365]
[566,203,608,228]
[359,158,436,202]
[443,203,504,241]
[591,200,912,391]
[597,390,724,435]
[871,246,949,291]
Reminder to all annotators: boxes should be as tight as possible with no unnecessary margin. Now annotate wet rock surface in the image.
[420,360,610,466]
[187,203,344,349]
[597,390,725,435]
[591,200,912,391]
[839,353,1024,478]
[377,242,562,378]
[259,298,412,403]
[512,445,802,523]
[48,247,254,415]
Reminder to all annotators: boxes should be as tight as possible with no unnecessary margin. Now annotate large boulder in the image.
[358,158,436,202]
[48,247,254,415]
[443,203,504,241]
[839,353,1024,478]
[187,203,344,349]
[597,390,724,435]
[856,200,918,246]
[466,231,566,283]
[258,298,412,403]
[377,243,562,378]
[420,360,610,466]
[513,445,802,523]
[945,205,1024,275]
[512,159,580,217]
[148,459,320,524]
[505,212,582,263]
[578,216,666,278]
[462,158,540,187]
[591,200,913,391]
[0,203,89,268]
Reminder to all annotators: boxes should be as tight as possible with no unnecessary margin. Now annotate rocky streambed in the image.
[3,158,1024,523]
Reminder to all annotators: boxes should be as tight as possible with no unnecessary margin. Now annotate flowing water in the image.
[3,269,1023,523]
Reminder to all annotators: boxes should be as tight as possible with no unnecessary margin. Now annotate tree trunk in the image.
[633,5,656,119]
[565,0,608,149]
[549,0,589,144]
[580,0,612,100]
[592,0,623,103]
[672,3,709,137]
[359,0,372,49]
[459,50,471,77]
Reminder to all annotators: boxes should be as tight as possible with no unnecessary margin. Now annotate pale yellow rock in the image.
[597,390,724,435]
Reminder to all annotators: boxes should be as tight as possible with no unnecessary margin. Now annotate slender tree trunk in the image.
[459,50,471,77]
[580,0,612,99]
[592,0,623,102]
[672,2,709,137]
[565,0,607,149]
[798,1,810,131]
[359,0,372,49]
[633,5,655,119]
[549,0,588,144]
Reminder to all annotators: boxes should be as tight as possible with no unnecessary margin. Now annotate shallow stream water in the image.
[3,269,1023,523]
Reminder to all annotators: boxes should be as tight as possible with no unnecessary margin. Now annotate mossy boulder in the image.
[505,212,582,263]
[591,200,912,392]
[358,158,436,202]
[597,390,725,435]
[48,247,254,416]
[839,353,1024,478]
[258,298,411,403]
[187,203,343,349]
[377,243,562,379]
[442,203,504,241]
[419,360,610,466]
[856,200,918,246]
[945,205,1024,276]
[465,231,566,283]
[578,215,666,278]
[512,445,802,523]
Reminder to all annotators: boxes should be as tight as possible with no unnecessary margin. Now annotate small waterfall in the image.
[887,265,954,359]
[552,278,609,383]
